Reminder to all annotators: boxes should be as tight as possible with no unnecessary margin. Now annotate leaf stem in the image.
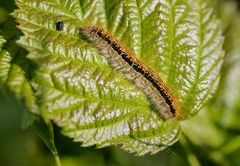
[54,154,62,166]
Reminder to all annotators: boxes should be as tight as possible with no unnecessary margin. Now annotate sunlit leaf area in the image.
[0,0,240,165]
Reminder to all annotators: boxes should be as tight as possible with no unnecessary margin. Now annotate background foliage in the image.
[0,0,240,166]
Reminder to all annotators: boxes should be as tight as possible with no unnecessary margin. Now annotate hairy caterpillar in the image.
[81,25,181,120]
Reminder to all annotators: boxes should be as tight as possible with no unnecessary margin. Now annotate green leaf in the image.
[211,0,238,32]
[179,2,240,164]
[0,17,38,114]
[181,109,225,148]
[0,33,5,46]
[32,119,58,155]
[0,11,61,165]
[12,0,224,155]
[32,119,61,166]
[210,15,240,130]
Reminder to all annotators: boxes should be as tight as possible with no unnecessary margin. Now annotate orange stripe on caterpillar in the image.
[81,25,181,120]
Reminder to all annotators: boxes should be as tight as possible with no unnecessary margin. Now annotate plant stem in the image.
[54,154,62,166]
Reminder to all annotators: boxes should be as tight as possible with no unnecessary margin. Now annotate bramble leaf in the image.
[210,15,240,130]
[11,0,224,155]
[0,17,38,113]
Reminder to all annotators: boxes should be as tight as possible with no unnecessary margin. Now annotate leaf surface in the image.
[12,0,224,155]
[0,17,37,113]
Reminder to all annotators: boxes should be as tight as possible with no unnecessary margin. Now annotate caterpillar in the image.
[80,25,181,120]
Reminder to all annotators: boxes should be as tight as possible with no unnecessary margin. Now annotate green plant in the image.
[1,0,240,166]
